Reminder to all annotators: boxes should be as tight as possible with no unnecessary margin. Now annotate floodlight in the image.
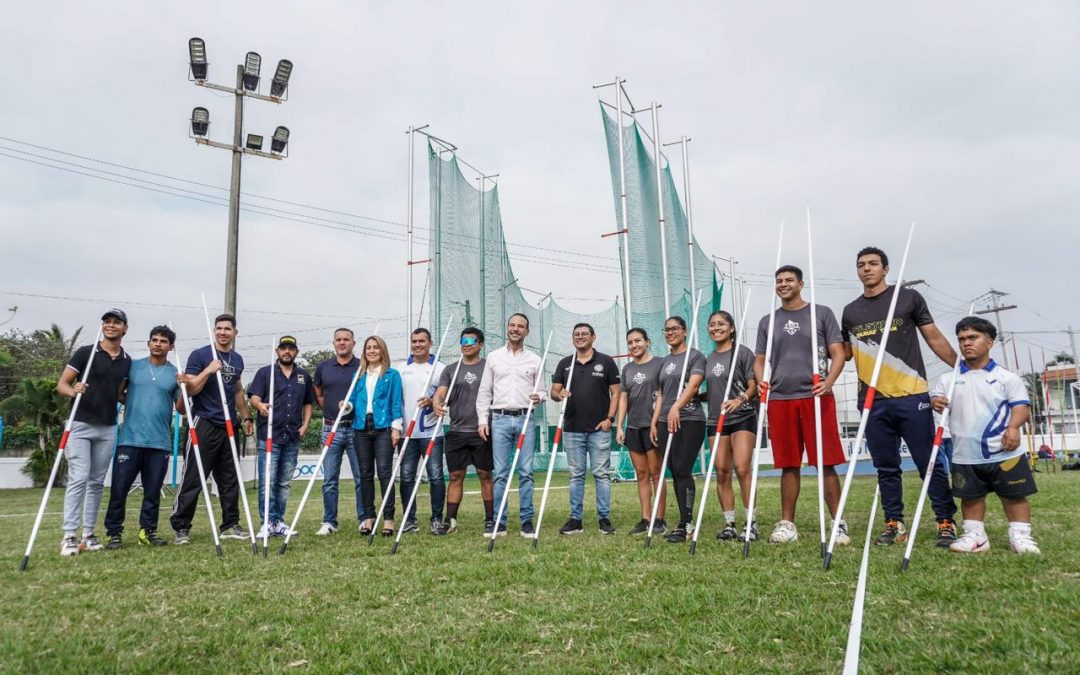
[243,51,262,91]
[271,126,290,154]
[246,134,264,151]
[270,59,293,97]
[191,107,210,137]
[188,38,208,80]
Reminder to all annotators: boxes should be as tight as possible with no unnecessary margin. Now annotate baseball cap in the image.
[101,308,128,324]
[278,335,299,349]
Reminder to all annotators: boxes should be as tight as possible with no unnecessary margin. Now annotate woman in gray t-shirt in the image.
[649,316,706,542]
[704,310,759,542]
[616,328,667,535]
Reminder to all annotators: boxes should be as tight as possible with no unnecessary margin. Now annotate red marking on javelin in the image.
[325,432,336,447]
[553,428,562,444]
[812,373,821,385]
[225,419,235,437]
[424,438,437,456]
[190,429,200,446]
[58,430,71,451]
[862,387,876,410]
[515,434,525,450]
[406,420,416,436]
[266,439,273,454]
[932,427,944,447]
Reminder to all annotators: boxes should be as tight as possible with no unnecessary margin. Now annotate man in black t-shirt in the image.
[550,323,620,536]
[56,309,132,556]
[842,246,958,547]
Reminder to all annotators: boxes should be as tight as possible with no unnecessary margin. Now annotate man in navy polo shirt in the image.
[169,313,254,544]
[56,308,132,556]
[249,335,315,537]
[551,323,620,536]
[314,328,364,535]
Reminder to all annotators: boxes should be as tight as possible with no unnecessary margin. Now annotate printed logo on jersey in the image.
[633,371,647,385]
[784,320,800,336]
[593,364,603,372]
[712,362,726,377]
[220,361,238,385]
[665,362,677,375]
[463,371,478,385]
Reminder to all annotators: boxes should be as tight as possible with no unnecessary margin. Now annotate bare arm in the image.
[57,366,82,398]
[300,403,313,435]
[813,343,847,396]
[1002,404,1031,452]
[185,360,221,397]
[843,343,853,361]
[919,323,958,367]
[314,384,325,409]
[753,354,766,396]
[550,382,567,402]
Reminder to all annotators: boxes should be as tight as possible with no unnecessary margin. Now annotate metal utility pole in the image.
[665,136,696,305]
[477,173,499,338]
[714,255,740,327]
[974,288,1017,369]
[187,39,292,316]
[649,103,671,319]
[405,124,430,349]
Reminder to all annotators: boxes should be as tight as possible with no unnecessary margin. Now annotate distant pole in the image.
[615,77,633,329]
[223,64,244,315]
[974,289,1017,369]
[650,102,671,318]
[406,125,416,352]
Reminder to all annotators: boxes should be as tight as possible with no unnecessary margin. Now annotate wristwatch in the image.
[608,415,616,424]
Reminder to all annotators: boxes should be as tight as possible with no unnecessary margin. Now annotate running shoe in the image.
[834,520,851,546]
[663,522,689,543]
[520,520,535,538]
[60,534,80,557]
[401,520,419,534]
[220,525,250,540]
[139,529,168,547]
[80,533,104,552]
[559,518,584,535]
[716,522,739,541]
[482,519,496,538]
[598,518,615,535]
[935,520,957,548]
[743,521,759,542]
[949,531,990,554]
[273,522,298,537]
[174,529,191,546]
[257,523,273,539]
[316,522,337,536]
[654,518,668,535]
[768,520,798,544]
[1009,531,1041,555]
[874,519,907,546]
[628,519,650,536]
[444,517,458,535]
[431,518,448,536]
[106,533,123,550]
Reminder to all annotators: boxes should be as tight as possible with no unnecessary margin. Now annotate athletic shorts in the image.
[766,394,845,469]
[707,414,757,439]
[623,427,656,453]
[951,456,1037,500]
[445,430,493,473]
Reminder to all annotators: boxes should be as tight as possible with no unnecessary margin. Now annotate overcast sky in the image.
[1,2,1078,374]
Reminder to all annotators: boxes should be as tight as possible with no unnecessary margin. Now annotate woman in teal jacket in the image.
[351,335,403,536]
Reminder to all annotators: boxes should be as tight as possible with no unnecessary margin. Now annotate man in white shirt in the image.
[477,313,545,538]
[398,328,447,535]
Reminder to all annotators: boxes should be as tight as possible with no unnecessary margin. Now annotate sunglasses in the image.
[460,337,479,346]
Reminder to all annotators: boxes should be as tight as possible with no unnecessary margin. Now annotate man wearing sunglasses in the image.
[433,327,494,535]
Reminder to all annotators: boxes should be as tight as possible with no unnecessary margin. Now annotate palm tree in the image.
[0,378,70,486]
[33,324,84,370]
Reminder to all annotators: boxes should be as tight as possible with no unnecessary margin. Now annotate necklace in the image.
[148,362,166,381]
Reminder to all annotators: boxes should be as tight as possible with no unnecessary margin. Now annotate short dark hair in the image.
[626,327,650,342]
[856,246,889,268]
[334,327,354,338]
[461,326,485,343]
[214,313,236,328]
[149,325,176,345]
[956,316,997,340]
[775,265,803,282]
[572,322,594,336]
[411,327,432,340]
[508,312,530,329]
[665,316,687,330]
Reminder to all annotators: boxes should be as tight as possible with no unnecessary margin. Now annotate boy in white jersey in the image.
[930,317,1037,554]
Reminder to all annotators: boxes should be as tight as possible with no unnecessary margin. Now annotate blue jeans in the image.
[564,430,612,520]
[320,424,364,527]
[256,437,300,525]
[491,413,536,526]
[400,436,446,523]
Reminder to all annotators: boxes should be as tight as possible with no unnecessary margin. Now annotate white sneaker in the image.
[60,534,80,557]
[834,520,851,546]
[80,533,104,552]
[257,524,272,539]
[1009,532,1041,555]
[316,522,337,536]
[949,531,990,554]
[769,520,799,544]
[274,522,298,537]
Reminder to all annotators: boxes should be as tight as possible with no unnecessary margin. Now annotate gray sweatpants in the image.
[62,421,117,534]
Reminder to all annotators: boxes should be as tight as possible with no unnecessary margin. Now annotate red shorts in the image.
[766,394,846,469]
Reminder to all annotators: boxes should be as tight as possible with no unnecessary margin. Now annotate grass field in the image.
[0,469,1076,673]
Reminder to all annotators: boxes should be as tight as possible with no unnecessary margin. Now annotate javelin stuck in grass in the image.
[201,293,257,555]
[824,224,915,571]
[173,342,224,558]
[279,322,382,554]
[743,223,785,558]
[900,303,974,571]
[19,328,102,571]
[261,337,275,556]
[366,320,454,546]
[488,331,553,553]
[842,484,881,675]
[807,208,828,558]
[532,345,578,548]
[644,288,704,550]
[392,357,464,554]
[689,290,752,555]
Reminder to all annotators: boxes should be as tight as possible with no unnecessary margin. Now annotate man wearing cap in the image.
[248,335,315,537]
[55,308,132,556]
[314,328,364,536]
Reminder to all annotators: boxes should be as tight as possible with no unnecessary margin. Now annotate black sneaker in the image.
[482,519,496,538]
[430,519,448,536]
[628,519,650,536]
[220,525,249,540]
[598,518,615,535]
[139,529,168,547]
[559,518,584,535]
[401,520,419,534]
[935,519,957,548]
[875,519,907,546]
[664,522,689,543]
[744,522,759,541]
[716,522,738,541]
[654,518,669,535]
[174,529,191,546]
[105,533,123,550]
[520,521,535,538]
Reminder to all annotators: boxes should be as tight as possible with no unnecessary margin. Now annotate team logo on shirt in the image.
[712,363,726,377]
[665,362,677,375]
[633,372,647,385]
[464,371,478,385]
[297,375,305,383]
[784,320,800,335]
[593,364,603,372]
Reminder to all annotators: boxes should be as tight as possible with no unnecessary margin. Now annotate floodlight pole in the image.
[405,124,430,353]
